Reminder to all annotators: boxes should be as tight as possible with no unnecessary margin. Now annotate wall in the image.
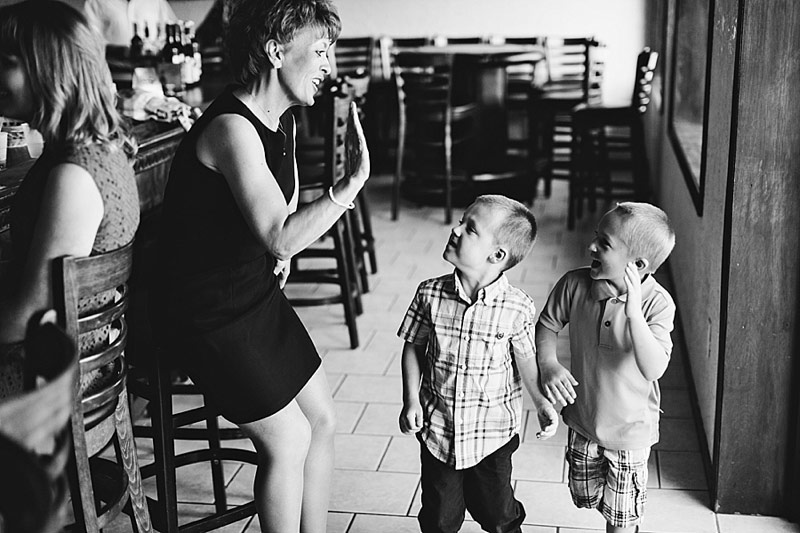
[643,0,731,463]
[170,0,648,105]
[645,0,800,515]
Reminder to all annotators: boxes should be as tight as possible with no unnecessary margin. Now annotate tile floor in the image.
[110,175,799,533]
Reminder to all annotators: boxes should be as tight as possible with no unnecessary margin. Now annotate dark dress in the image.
[151,86,320,424]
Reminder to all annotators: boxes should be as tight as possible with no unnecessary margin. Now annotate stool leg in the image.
[357,191,378,274]
[333,218,360,349]
[206,409,228,514]
[150,355,180,533]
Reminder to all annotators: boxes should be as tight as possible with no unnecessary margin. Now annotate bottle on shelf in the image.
[130,22,143,59]
[158,23,185,96]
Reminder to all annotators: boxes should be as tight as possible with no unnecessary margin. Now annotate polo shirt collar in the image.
[451,271,508,304]
[590,273,654,302]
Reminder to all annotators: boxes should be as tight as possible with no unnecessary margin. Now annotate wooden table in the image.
[394,43,544,181]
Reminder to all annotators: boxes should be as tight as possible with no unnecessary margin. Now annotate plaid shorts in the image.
[566,428,650,528]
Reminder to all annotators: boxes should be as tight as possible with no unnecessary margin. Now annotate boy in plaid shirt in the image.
[536,202,676,532]
[398,195,558,533]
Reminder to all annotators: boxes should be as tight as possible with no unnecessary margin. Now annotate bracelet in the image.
[328,186,355,209]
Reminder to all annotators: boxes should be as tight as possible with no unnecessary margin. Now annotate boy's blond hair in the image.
[612,202,675,272]
[473,195,537,270]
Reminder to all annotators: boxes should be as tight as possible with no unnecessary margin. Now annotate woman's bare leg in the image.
[294,366,336,533]
[239,400,312,533]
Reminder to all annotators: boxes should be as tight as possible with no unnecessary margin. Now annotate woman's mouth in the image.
[591,259,601,269]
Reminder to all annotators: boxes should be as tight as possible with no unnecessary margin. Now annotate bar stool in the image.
[129,349,259,533]
[568,48,659,229]
[333,37,378,276]
[528,36,604,197]
[391,50,479,224]
[288,79,362,349]
[53,242,153,533]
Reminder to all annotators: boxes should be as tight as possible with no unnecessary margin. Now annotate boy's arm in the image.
[516,355,558,439]
[624,263,671,381]
[399,341,425,434]
[535,322,578,406]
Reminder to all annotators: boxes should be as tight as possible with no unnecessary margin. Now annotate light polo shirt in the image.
[537,267,675,450]
[398,271,536,470]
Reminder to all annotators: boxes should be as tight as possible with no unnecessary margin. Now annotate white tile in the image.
[329,470,419,515]
[354,402,405,436]
[334,374,402,403]
[514,480,607,529]
[512,442,565,482]
[379,436,421,474]
[717,513,800,533]
[657,450,708,490]
[334,433,390,470]
[640,488,717,533]
[334,400,366,433]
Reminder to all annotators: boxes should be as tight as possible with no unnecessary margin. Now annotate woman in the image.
[150,0,370,531]
[0,1,139,396]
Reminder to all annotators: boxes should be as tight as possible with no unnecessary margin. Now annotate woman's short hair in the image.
[612,202,676,272]
[227,0,341,86]
[473,195,538,270]
[0,0,134,157]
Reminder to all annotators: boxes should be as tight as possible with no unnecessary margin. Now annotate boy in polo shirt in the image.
[398,194,558,533]
[536,202,676,533]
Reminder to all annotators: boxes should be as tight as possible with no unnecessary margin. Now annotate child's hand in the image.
[624,262,643,319]
[399,401,423,435]
[539,359,578,407]
[534,399,559,440]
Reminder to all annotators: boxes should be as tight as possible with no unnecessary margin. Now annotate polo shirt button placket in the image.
[604,320,611,327]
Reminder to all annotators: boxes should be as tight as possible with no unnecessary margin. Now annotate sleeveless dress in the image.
[151,86,321,424]
[0,142,140,397]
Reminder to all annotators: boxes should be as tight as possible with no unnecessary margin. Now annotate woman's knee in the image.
[242,406,313,464]
[308,400,336,440]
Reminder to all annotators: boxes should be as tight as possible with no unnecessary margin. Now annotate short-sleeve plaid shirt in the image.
[397,271,537,470]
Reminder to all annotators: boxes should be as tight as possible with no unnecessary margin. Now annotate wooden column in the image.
[715,0,800,515]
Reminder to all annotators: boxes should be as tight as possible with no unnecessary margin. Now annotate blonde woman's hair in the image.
[612,202,676,272]
[472,195,538,270]
[0,0,135,158]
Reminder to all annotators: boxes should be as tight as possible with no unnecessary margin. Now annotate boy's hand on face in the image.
[624,262,643,319]
[539,359,578,406]
[534,399,559,440]
[399,400,423,435]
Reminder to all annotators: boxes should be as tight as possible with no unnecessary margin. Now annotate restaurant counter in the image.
[0,73,231,233]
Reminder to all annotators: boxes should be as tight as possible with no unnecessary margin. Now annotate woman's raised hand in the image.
[345,101,370,184]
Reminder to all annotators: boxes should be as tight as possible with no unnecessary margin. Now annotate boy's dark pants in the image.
[417,434,526,533]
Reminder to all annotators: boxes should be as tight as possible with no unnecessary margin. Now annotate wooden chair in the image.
[568,48,659,229]
[444,36,484,45]
[333,36,375,79]
[529,36,605,197]
[288,79,362,348]
[0,311,78,533]
[332,37,379,276]
[53,242,153,533]
[392,50,479,224]
[498,36,545,160]
[128,353,259,533]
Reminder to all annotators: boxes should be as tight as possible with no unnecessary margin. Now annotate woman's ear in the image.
[265,40,283,68]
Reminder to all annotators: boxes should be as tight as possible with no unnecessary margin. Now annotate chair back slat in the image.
[631,48,659,113]
[334,36,375,78]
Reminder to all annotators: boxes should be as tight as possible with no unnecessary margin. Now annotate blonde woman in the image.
[0,0,139,396]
